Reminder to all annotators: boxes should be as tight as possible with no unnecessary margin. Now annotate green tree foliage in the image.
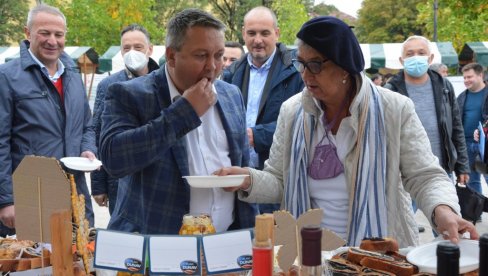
[208,0,260,42]
[417,0,488,52]
[153,0,207,40]
[355,0,423,43]
[0,0,29,45]
[44,0,164,54]
[272,0,309,45]
[310,3,338,15]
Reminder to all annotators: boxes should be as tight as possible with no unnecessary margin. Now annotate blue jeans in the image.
[467,141,487,194]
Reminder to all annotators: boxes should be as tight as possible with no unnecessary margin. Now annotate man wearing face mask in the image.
[384,35,469,188]
[91,24,159,214]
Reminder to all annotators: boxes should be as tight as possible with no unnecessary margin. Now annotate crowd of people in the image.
[1,3,486,248]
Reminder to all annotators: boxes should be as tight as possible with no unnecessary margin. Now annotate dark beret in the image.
[296,16,364,75]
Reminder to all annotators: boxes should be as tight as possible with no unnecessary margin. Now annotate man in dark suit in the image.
[222,6,304,214]
[99,8,256,234]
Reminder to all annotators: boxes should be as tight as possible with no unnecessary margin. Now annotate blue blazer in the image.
[99,67,256,234]
[222,43,304,169]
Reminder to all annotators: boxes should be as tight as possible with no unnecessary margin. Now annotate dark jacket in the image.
[221,43,304,169]
[0,40,96,224]
[100,67,256,234]
[384,69,469,175]
[91,59,159,214]
[456,87,488,127]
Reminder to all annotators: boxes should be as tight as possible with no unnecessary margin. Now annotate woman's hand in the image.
[433,205,479,243]
[213,166,251,192]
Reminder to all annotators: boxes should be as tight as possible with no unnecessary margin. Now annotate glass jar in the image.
[179,213,216,235]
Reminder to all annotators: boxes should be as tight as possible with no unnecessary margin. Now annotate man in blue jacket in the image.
[91,24,159,215]
[0,4,96,235]
[221,6,304,214]
[99,9,256,234]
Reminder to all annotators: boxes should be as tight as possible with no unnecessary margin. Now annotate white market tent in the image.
[360,42,458,70]
[0,47,20,64]
[98,45,166,74]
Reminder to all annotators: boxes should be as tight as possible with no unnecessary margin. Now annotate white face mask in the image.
[123,50,149,72]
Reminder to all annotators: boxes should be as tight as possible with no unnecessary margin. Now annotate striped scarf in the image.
[284,81,388,246]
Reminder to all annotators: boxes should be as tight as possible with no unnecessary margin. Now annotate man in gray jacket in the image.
[0,4,96,235]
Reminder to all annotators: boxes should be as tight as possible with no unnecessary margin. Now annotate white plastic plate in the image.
[182,175,248,188]
[60,157,102,172]
[406,239,479,274]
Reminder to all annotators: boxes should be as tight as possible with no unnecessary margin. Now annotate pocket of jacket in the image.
[14,90,48,101]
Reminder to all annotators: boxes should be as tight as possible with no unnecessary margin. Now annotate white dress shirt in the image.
[165,66,234,232]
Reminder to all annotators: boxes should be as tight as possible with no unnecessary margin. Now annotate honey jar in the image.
[179,213,216,235]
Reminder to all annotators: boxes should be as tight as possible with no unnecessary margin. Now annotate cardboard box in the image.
[12,156,71,243]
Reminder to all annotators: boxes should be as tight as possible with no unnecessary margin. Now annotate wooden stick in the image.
[38,177,43,243]
[50,210,73,276]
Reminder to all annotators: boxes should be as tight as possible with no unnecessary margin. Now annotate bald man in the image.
[221,6,304,214]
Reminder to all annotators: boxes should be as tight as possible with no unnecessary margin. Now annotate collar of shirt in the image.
[28,49,65,82]
[246,47,277,71]
[165,65,218,103]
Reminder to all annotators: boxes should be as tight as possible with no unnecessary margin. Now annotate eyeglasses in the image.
[292,59,330,74]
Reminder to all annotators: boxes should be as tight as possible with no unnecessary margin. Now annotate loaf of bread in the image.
[360,256,418,276]
[360,237,399,253]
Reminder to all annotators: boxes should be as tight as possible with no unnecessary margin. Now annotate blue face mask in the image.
[403,56,429,78]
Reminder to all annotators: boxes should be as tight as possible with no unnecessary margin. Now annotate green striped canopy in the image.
[360,42,458,69]
[459,42,488,67]
[98,45,166,73]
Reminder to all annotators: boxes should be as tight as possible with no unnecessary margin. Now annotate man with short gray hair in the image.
[0,4,96,235]
[430,63,448,77]
[384,35,469,230]
[385,35,469,185]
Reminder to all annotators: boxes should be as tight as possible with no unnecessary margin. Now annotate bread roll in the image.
[326,258,361,275]
[360,256,418,276]
[346,247,395,265]
[360,266,395,275]
[360,237,399,253]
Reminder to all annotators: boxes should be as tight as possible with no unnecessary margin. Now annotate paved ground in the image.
[87,173,488,244]
[416,180,488,244]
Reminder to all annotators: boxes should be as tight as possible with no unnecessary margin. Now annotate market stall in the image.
[98,45,166,74]
[359,41,459,70]
[459,42,488,67]
[0,46,99,99]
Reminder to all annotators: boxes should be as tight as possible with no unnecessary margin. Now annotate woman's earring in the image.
[342,78,347,84]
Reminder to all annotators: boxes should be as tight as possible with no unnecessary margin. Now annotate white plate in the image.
[60,157,102,172]
[183,175,248,188]
[406,239,479,274]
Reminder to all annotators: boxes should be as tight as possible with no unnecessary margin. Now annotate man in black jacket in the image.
[384,35,469,185]
[384,36,469,231]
